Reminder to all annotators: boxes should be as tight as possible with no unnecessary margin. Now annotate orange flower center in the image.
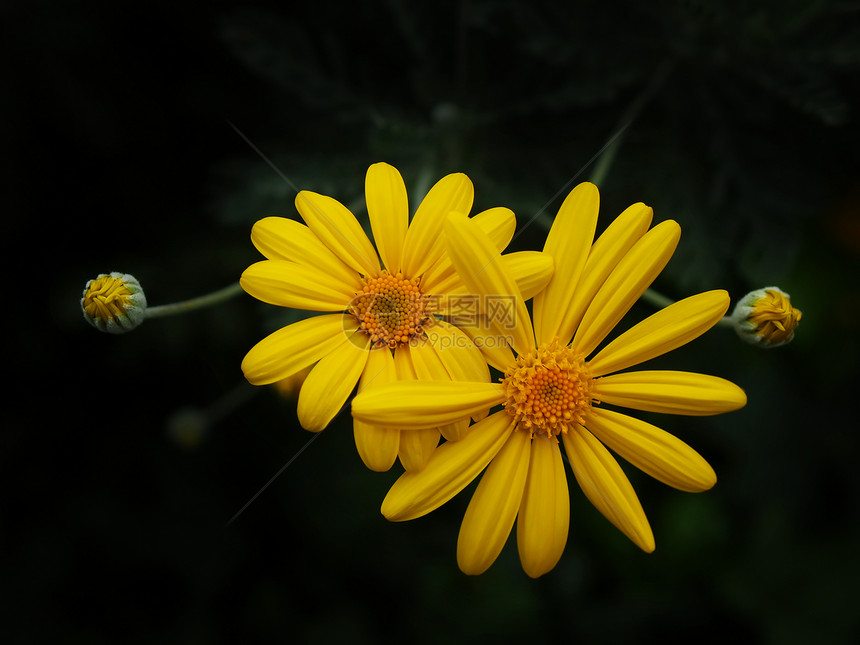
[350,271,433,348]
[502,338,593,439]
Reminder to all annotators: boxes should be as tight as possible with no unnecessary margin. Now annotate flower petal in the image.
[295,190,380,276]
[457,430,530,575]
[241,313,357,385]
[366,162,409,274]
[296,332,371,432]
[353,347,400,472]
[401,173,474,279]
[533,182,599,346]
[573,220,681,357]
[445,213,535,356]
[516,437,570,578]
[556,202,653,346]
[250,217,363,291]
[456,319,517,372]
[585,407,717,492]
[352,380,505,430]
[593,370,748,416]
[502,251,554,301]
[398,427,442,472]
[562,425,654,552]
[381,411,516,521]
[240,260,353,311]
[428,320,492,423]
[427,320,491,384]
[472,207,516,251]
[354,419,400,473]
[405,341,468,441]
[421,206,515,293]
[588,290,731,377]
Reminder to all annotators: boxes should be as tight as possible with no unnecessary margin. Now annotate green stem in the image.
[145,282,244,319]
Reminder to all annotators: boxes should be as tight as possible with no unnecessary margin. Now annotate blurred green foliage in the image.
[5,0,860,643]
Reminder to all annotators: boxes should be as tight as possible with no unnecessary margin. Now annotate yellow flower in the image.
[240,162,553,472]
[352,182,747,578]
[730,286,801,347]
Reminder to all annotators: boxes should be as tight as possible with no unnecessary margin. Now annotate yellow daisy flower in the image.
[240,162,553,473]
[352,182,747,578]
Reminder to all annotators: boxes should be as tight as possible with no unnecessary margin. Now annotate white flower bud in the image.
[81,272,147,334]
[730,286,801,348]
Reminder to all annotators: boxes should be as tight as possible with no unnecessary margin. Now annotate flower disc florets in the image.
[502,338,593,439]
[349,271,433,348]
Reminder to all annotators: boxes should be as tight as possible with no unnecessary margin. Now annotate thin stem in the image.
[145,282,245,319]
[639,287,675,309]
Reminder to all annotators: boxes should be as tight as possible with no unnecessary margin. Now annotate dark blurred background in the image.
[5,0,860,642]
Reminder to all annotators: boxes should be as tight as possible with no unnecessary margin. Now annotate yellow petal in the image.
[240,260,353,311]
[353,347,400,472]
[456,319,517,372]
[427,320,491,384]
[420,206,515,293]
[586,407,717,492]
[471,206,516,251]
[404,341,467,441]
[516,437,570,578]
[562,425,654,552]
[588,290,731,377]
[398,427,442,472]
[428,320,492,423]
[354,420,400,472]
[296,333,370,432]
[556,202,653,346]
[366,162,409,274]
[249,217,363,291]
[241,313,357,385]
[502,251,554,301]
[533,182,599,346]
[593,370,748,416]
[445,213,535,356]
[401,173,474,279]
[573,220,681,357]
[295,190,380,277]
[381,411,515,521]
[352,380,505,430]
[457,430,530,575]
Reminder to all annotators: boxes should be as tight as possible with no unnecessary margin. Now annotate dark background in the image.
[5,0,860,642]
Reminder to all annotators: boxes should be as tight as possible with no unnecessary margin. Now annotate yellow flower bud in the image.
[730,286,801,347]
[81,272,147,334]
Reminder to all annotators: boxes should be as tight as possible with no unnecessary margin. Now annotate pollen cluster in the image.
[350,271,432,348]
[502,338,593,439]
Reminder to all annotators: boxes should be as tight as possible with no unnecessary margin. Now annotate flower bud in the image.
[81,272,147,334]
[730,286,801,347]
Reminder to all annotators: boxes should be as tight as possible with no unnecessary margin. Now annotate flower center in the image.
[350,271,432,349]
[82,275,135,323]
[501,338,593,439]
